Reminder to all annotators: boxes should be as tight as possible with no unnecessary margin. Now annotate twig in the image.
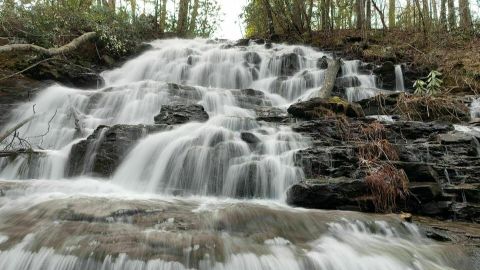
[0,58,54,81]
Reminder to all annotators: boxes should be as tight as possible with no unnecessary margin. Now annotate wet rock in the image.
[232,89,272,109]
[0,77,47,129]
[241,132,260,146]
[274,53,301,76]
[234,39,250,46]
[357,92,402,116]
[67,124,167,177]
[287,178,373,211]
[288,97,365,119]
[244,52,261,66]
[25,60,104,89]
[373,61,396,90]
[154,104,209,125]
[335,76,361,89]
[255,107,288,122]
[317,56,329,69]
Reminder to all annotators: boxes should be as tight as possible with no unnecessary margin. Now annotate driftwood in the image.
[0,150,43,158]
[0,116,35,145]
[315,58,341,98]
[0,32,97,56]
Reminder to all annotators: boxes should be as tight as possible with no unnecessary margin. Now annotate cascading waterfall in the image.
[395,64,405,91]
[471,97,480,119]
[342,60,379,102]
[0,39,472,269]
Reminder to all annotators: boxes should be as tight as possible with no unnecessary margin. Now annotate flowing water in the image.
[395,65,405,91]
[0,39,473,269]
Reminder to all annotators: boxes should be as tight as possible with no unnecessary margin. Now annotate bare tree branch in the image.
[0,32,97,56]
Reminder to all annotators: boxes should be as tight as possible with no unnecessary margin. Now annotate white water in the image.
[471,97,480,119]
[0,39,471,269]
[342,60,379,102]
[395,64,405,91]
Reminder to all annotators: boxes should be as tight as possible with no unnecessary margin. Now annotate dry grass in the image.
[356,121,409,213]
[396,93,470,123]
[365,163,409,213]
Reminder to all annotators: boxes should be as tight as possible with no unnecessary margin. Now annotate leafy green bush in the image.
[0,3,157,57]
[414,70,443,96]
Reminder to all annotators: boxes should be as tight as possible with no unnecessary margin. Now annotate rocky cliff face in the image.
[286,94,480,222]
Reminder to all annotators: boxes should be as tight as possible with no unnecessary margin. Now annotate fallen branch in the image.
[0,115,35,145]
[314,58,341,98]
[0,32,97,56]
[0,58,54,82]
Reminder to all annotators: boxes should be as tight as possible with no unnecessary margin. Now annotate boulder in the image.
[154,104,209,125]
[255,106,288,122]
[25,60,104,89]
[373,61,396,90]
[286,178,373,211]
[270,53,301,76]
[67,124,167,177]
[288,97,365,119]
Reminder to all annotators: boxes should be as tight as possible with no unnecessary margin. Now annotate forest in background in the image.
[243,0,479,39]
[0,0,222,56]
[0,0,479,95]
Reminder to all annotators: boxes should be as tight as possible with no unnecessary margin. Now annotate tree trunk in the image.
[188,0,200,36]
[389,0,395,28]
[431,0,438,25]
[459,0,473,31]
[262,0,276,37]
[292,0,306,33]
[159,0,167,33]
[371,0,387,29]
[0,32,97,56]
[447,0,455,30]
[356,0,365,30]
[314,58,341,98]
[130,0,136,19]
[177,0,190,36]
[440,0,447,29]
[422,0,430,30]
[366,0,372,29]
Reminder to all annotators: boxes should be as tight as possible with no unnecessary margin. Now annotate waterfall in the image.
[0,39,471,269]
[342,60,379,102]
[395,64,405,91]
[471,97,480,119]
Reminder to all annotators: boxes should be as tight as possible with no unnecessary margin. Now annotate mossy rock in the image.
[288,96,365,119]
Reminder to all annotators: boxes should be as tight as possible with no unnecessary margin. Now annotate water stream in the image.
[0,39,472,269]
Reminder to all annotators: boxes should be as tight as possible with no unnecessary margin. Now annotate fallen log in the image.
[314,58,341,99]
[0,116,35,145]
[0,149,44,158]
[0,32,97,56]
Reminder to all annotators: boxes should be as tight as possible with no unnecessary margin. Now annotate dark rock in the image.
[244,52,261,66]
[154,104,209,125]
[26,60,104,89]
[241,132,261,146]
[317,56,328,69]
[373,61,396,90]
[357,92,402,116]
[0,77,47,129]
[335,76,361,90]
[271,53,301,76]
[287,178,373,211]
[255,107,288,122]
[67,124,167,177]
[234,39,250,46]
[288,97,365,119]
